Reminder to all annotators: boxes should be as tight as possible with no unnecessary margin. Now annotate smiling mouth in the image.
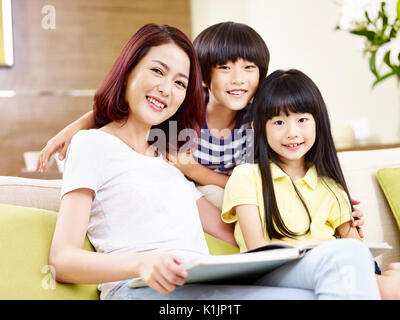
[283,142,304,149]
[146,96,167,111]
[227,89,247,96]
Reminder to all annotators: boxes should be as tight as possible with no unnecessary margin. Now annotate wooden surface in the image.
[0,0,191,176]
[337,142,400,152]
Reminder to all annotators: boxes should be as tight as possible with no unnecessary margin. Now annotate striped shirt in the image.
[193,107,254,176]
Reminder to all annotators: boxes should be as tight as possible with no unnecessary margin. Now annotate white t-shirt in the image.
[61,129,209,298]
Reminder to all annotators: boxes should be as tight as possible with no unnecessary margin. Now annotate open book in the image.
[128,241,392,289]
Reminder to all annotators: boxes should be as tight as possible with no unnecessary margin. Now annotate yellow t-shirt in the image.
[221,162,352,252]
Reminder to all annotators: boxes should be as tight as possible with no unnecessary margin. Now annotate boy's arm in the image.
[350,199,365,239]
[168,150,229,188]
[36,111,96,172]
[236,204,269,250]
[184,163,229,188]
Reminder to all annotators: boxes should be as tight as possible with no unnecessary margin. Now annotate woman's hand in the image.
[138,254,188,295]
[351,199,365,239]
[36,128,74,172]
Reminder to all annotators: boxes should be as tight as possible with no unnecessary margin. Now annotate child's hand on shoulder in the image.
[166,149,198,175]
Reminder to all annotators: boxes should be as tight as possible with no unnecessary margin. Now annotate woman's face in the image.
[125,42,190,127]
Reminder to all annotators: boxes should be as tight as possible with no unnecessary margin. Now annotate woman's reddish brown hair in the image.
[93,23,204,149]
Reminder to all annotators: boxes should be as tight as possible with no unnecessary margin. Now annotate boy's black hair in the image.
[251,69,354,240]
[193,21,270,88]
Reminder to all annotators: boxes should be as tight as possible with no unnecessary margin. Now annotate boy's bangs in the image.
[208,25,268,69]
[211,37,265,67]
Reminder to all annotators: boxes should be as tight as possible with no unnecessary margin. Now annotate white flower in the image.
[375,32,400,68]
[337,0,400,84]
[338,0,384,30]
[382,0,399,24]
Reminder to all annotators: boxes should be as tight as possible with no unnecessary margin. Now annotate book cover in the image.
[128,241,391,288]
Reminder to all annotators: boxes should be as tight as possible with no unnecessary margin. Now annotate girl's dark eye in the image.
[151,68,163,75]
[245,65,256,69]
[299,118,307,123]
[218,65,229,70]
[275,120,284,125]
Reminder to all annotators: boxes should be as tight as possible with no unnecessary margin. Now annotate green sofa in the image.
[0,180,239,300]
[3,144,400,300]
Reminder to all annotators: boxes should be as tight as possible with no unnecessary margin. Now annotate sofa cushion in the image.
[0,176,62,212]
[376,168,400,231]
[0,204,99,299]
[205,233,240,255]
[337,148,400,269]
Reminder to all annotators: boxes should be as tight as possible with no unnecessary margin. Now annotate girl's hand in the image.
[351,199,365,239]
[35,128,74,172]
[138,254,188,295]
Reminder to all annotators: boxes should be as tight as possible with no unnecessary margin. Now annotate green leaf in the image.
[390,26,396,39]
[372,70,399,88]
[365,11,372,23]
[397,0,400,20]
[369,51,378,77]
[383,51,393,68]
[350,29,376,41]
[382,13,388,26]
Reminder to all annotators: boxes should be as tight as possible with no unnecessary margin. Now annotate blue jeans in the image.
[105,239,381,300]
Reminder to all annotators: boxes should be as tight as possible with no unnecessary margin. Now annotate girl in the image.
[221,69,400,299]
[35,21,365,234]
[51,24,380,300]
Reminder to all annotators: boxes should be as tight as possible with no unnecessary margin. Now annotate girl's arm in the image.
[49,188,188,295]
[236,204,269,250]
[196,196,236,246]
[336,221,361,240]
[36,111,96,172]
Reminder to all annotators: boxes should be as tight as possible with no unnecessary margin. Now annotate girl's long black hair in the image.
[251,69,353,239]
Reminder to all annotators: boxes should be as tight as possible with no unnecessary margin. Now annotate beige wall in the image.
[0,0,191,176]
[191,0,399,145]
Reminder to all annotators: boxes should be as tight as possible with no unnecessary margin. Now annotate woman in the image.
[50,24,380,300]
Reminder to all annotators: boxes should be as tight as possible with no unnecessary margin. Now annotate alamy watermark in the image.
[41,5,56,30]
[148,121,254,166]
[41,265,56,290]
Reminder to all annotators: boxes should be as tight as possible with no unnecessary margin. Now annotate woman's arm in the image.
[36,111,96,172]
[50,188,188,294]
[236,204,269,250]
[196,196,236,246]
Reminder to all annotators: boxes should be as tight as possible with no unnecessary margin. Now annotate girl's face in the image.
[125,43,190,127]
[265,111,316,166]
[208,58,259,111]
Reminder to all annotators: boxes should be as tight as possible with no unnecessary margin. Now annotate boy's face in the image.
[208,58,259,111]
